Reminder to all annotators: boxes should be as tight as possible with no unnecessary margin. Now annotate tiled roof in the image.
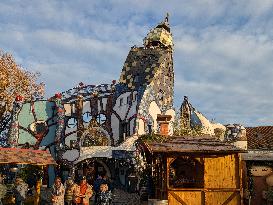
[0,148,56,165]
[145,136,245,154]
[246,126,273,150]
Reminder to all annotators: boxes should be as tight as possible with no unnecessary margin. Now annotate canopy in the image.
[0,147,56,165]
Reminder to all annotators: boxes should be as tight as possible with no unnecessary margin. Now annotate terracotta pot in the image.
[250,166,272,176]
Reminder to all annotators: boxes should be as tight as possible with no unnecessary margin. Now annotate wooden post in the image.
[239,154,244,205]
[34,166,43,205]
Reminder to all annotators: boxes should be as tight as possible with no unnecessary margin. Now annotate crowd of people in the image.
[51,173,112,205]
[0,172,112,205]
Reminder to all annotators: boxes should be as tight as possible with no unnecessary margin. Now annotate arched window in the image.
[169,157,204,188]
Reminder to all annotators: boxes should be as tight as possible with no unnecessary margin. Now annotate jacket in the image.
[51,183,65,205]
[73,183,93,205]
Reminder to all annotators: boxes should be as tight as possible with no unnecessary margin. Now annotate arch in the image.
[95,159,111,178]
[81,126,111,147]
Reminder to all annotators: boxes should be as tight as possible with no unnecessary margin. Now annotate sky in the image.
[1,0,273,126]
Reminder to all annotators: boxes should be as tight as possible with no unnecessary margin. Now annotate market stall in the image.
[0,147,56,205]
[142,136,246,205]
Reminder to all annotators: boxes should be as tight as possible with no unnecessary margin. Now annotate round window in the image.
[29,121,48,135]
[67,118,77,128]
[83,112,92,123]
[96,114,107,125]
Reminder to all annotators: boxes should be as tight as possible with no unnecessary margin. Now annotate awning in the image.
[241,151,273,161]
[0,148,56,165]
[74,135,138,164]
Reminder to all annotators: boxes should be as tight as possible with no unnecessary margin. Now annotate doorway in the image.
[75,159,111,185]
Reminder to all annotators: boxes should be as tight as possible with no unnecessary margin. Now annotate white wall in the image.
[113,92,131,121]
[148,101,161,132]
[64,133,77,147]
[111,91,138,140]
[62,149,80,161]
[82,101,91,113]
[138,119,145,135]
[111,114,120,144]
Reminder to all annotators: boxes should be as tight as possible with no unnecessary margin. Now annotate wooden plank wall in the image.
[168,191,202,205]
[205,192,240,205]
[166,154,242,205]
[204,154,238,189]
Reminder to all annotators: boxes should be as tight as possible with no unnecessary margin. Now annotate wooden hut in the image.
[143,136,246,205]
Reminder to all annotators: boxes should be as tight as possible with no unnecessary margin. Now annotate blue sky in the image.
[1,0,273,126]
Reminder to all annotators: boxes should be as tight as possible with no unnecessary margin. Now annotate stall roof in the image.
[0,148,56,165]
[144,136,246,154]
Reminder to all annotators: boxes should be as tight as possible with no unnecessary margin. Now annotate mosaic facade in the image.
[7,16,175,186]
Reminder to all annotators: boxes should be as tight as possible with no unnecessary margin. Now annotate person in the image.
[93,173,105,203]
[13,177,28,205]
[51,176,65,205]
[93,174,104,194]
[0,175,7,205]
[73,176,93,205]
[64,177,76,205]
[95,183,112,205]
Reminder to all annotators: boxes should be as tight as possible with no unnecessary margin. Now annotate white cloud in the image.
[0,0,273,126]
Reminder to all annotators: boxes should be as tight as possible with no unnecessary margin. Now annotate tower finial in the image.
[165,13,169,22]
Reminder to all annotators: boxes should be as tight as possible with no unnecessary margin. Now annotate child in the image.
[96,183,112,205]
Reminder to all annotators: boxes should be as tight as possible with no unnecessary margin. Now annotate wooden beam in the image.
[201,191,205,205]
[239,153,244,205]
[169,191,187,205]
[221,191,239,205]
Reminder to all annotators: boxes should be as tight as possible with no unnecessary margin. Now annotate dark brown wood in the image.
[235,154,240,189]
[157,114,172,122]
[201,191,205,205]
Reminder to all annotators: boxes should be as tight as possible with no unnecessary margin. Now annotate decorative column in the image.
[55,93,65,146]
[54,93,65,180]
[76,95,84,143]
[8,95,24,147]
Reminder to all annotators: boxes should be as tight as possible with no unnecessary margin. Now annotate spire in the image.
[180,96,191,129]
[143,13,173,49]
[165,12,169,22]
[156,13,170,32]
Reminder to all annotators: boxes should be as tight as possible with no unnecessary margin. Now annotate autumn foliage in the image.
[0,51,44,120]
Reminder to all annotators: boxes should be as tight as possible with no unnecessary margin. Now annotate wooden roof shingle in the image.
[0,148,56,165]
[145,136,245,154]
